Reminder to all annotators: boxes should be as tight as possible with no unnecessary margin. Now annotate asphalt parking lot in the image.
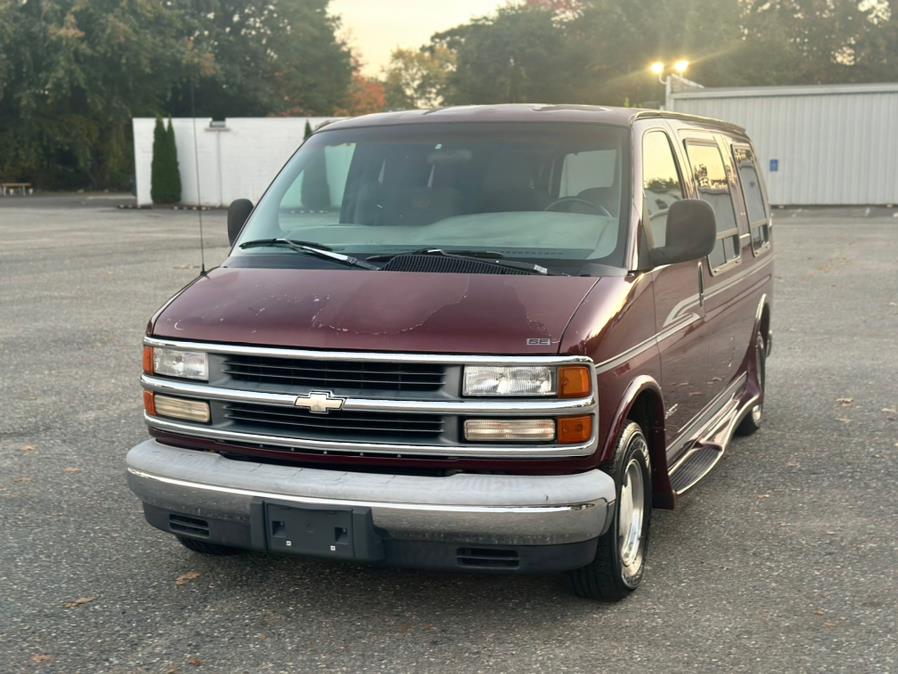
[1,195,896,673]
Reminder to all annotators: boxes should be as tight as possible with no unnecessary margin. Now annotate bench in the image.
[1,182,33,196]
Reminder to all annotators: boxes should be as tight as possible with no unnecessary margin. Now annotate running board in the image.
[669,445,723,494]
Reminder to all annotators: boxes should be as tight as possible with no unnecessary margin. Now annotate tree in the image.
[432,6,580,105]
[150,117,167,204]
[0,0,353,190]
[150,116,180,204]
[176,0,354,118]
[336,74,387,116]
[0,0,189,189]
[165,118,182,204]
[420,0,898,107]
[304,120,313,140]
[383,46,455,109]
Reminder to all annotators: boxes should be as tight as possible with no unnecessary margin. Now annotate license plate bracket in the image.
[260,501,384,561]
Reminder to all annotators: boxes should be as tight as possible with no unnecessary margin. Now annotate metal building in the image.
[668,82,898,206]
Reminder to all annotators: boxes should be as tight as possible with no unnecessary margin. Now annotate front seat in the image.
[481,158,549,213]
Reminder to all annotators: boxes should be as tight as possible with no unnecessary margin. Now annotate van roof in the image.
[321,104,747,135]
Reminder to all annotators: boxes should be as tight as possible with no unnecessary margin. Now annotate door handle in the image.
[697,261,705,307]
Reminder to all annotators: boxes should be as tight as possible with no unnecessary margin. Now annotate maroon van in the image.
[128,105,773,600]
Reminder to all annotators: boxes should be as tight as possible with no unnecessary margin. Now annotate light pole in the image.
[649,60,690,110]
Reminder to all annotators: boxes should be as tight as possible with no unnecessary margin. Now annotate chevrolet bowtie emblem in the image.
[294,391,344,414]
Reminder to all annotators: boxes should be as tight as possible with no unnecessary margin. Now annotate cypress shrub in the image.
[166,118,182,204]
[150,116,182,204]
[149,116,166,204]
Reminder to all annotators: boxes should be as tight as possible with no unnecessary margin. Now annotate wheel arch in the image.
[601,376,675,510]
[757,293,771,349]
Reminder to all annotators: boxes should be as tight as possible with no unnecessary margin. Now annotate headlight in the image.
[463,364,592,398]
[145,346,208,380]
[463,366,555,397]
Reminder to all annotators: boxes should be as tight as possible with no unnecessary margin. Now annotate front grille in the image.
[224,355,446,392]
[224,401,444,439]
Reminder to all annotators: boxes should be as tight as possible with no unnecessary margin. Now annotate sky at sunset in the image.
[331,0,507,75]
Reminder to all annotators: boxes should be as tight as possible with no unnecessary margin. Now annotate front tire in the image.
[567,421,652,601]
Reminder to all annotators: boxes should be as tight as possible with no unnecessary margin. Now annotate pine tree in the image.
[150,116,181,204]
[304,120,313,140]
[150,116,167,204]
[166,118,182,204]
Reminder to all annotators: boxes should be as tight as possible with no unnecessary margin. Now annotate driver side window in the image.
[642,131,685,247]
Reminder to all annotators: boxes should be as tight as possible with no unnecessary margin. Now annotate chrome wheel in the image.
[737,332,766,436]
[618,455,646,575]
[567,421,651,600]
[752,334,765,422]
[750,403,762,424]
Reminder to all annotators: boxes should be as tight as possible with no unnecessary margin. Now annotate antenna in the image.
[189,70,207,276]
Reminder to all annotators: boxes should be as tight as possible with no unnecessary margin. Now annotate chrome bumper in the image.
[126,440,615,546]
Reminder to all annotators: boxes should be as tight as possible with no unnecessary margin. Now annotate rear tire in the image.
[567,421,652,601]
[177,536,241,556]
[736,331,766,436]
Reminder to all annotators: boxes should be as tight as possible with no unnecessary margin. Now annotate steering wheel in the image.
[544,197,613,218]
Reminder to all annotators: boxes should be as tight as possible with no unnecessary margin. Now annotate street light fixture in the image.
[648,59,692,109]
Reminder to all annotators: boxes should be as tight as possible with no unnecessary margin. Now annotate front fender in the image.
[600,375,674,509]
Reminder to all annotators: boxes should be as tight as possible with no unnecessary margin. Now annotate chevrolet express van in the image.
[128,105,773,600]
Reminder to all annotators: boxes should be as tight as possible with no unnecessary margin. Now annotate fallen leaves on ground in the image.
[836,397,854,406]
[63,596,96,609]
[188,657,204,667]
[63,467,81,474]
[20,444,37,454]
[31,654,52,664]
[175,571,201,587]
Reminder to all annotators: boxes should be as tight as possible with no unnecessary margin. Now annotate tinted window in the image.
[685,142,740,269]
[642,132,684,248]
[733,145,770,249]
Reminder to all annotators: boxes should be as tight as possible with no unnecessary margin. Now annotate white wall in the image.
[669,83,898,206]
[132,117,342,207]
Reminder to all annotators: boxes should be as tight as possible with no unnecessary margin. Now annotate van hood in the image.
[150,267,600,355]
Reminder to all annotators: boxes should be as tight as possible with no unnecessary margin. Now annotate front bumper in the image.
[127,440,615,572]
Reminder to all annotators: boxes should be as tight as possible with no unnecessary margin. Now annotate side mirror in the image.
[649,199,717,267]
[227,198,254,246]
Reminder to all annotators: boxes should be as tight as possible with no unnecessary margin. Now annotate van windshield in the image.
[233,122,631,270]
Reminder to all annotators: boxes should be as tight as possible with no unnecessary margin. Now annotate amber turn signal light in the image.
[143,390,156,416]
[557,415,593,444]
[558,365,591,398]
[143,346,154,375]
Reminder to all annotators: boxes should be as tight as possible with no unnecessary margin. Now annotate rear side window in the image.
[684,142,740,270]
[641,131,684,248]
[732,145,771,251]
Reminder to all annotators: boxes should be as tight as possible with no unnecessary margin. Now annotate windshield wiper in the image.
[370,248,560,276]
[238,238,380,271]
